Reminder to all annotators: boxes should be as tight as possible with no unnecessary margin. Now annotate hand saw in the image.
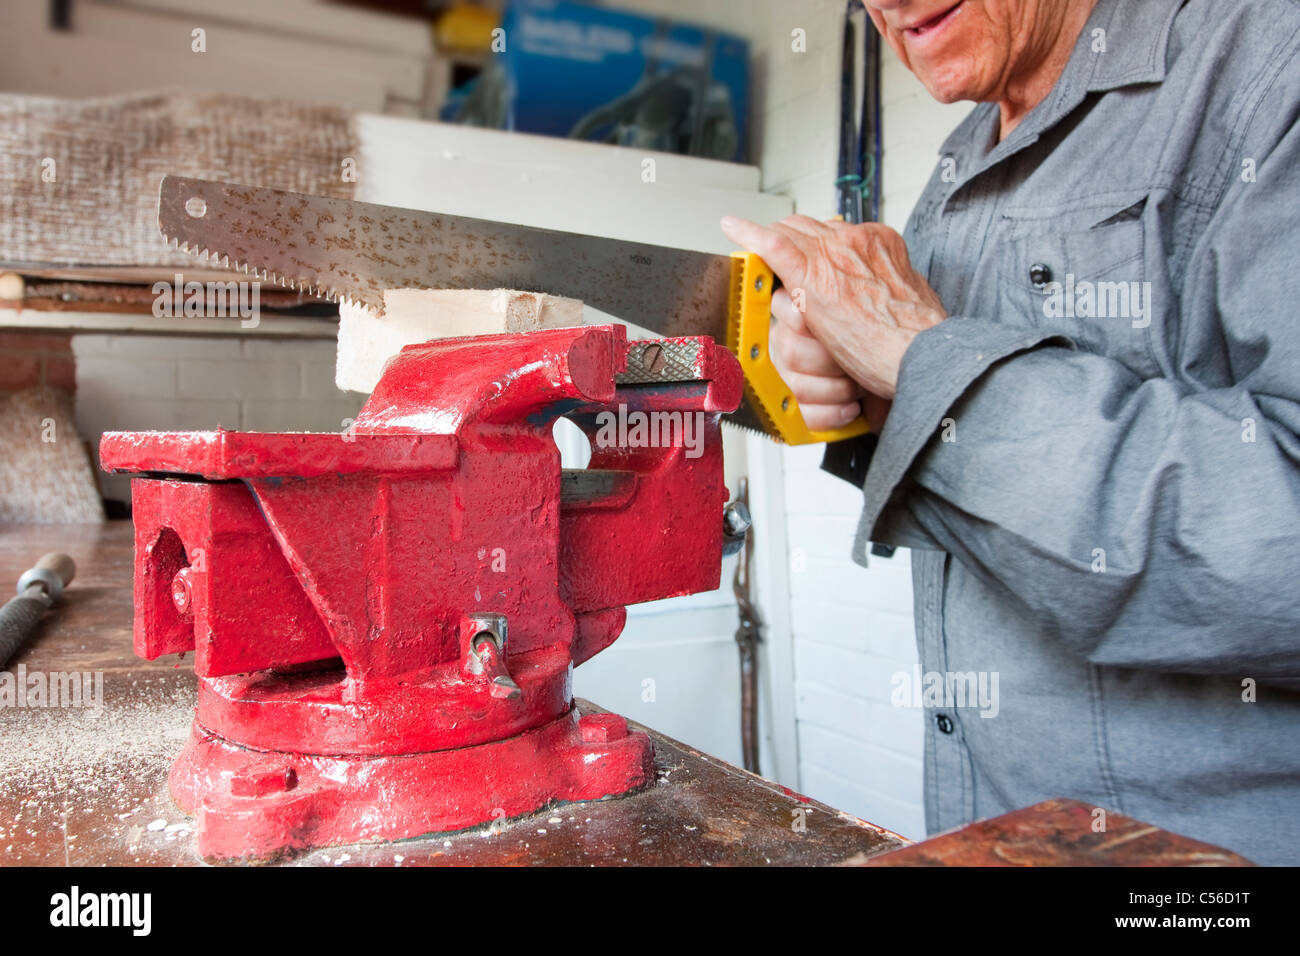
[157,175,871,444]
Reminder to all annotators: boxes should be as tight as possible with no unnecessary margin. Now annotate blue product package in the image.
[447,0,750,163]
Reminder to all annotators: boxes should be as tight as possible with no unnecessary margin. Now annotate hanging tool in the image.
[837,4,896,557]
[156,175,870,447]
[837,5,864,223]
[860,25,884,224]
[837,1,883,226]
[730,478,761,774]
[0,553,76,670]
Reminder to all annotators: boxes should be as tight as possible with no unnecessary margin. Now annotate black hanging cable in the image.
[862,28,884,224]
[839,1,884,225]
[836,5,864,222]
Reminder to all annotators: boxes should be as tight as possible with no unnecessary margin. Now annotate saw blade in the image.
[157,175,779,436]
[158,176,735,333]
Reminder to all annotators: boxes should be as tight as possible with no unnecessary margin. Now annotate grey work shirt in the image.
[822,0,1300,865]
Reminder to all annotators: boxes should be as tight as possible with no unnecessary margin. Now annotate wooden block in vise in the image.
[336,288,584,393]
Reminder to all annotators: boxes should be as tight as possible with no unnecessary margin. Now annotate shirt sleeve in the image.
[857,78,1300,680]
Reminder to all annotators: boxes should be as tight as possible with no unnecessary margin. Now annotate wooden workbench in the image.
[0,521,1254,867]
[0,521,907,866]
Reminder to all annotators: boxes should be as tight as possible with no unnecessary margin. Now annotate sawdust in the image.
[0,674,195,862]
[0,674,192,778]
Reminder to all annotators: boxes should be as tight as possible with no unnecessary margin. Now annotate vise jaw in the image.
[99,324,743,861]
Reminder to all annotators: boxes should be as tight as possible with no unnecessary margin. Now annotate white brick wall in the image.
[74,334,366,502]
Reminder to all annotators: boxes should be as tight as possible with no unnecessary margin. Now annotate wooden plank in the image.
[863,798,1255,867]
[0,309,338,338]
[355,117,793,255]
[336,289,583,393]
[358,114,764,193]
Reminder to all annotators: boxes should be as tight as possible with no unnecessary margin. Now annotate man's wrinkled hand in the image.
[765,286,889,432]
[720,214,947,408]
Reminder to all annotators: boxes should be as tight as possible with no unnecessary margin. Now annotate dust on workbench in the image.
[0,671,196,864]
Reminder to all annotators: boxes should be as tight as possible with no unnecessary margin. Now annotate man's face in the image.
[863,0,1055,104]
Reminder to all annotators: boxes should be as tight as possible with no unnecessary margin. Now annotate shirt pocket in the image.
[998,194,1158,378]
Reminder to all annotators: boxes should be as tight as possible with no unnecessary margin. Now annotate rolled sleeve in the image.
[853,320,1072,560]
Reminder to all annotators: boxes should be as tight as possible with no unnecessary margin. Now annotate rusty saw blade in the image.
[158,177,740,339]
[158,176,773,433]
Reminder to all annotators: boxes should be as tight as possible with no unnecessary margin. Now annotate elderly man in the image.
[722,0,1300,865]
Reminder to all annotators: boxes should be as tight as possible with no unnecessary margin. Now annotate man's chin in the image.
[916,69,986,105]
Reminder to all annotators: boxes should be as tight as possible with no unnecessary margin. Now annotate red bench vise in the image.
[99,324,743,861]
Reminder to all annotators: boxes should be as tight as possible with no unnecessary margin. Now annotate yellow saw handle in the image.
[726,251,872,445]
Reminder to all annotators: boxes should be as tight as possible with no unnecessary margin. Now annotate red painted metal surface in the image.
[99,324,742,861]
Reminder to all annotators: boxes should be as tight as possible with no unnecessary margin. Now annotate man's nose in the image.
[863,0,908,11]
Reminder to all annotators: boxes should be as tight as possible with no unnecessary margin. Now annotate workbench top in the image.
[0,521,907,866]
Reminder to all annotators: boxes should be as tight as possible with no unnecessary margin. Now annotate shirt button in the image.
[935,714,954,734]
[1029,263,1053,287]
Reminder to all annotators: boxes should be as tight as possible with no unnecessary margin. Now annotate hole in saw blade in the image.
[184,196,207,218]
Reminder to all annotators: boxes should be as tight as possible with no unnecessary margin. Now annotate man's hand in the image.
[719,215,948,423]
[765,287,884,432]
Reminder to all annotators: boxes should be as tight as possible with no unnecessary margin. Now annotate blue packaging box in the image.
[446,0,750,163]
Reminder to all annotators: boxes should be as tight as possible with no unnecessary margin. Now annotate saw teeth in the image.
[726,272,782,441]
[164,232,353,305]
[338,294,379,317]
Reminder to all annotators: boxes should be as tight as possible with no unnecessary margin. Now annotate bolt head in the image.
[580,713,628,743]
[171,567,194,614]
[230,765,297,798]
[724,501,752,537]
[642,343,666,375]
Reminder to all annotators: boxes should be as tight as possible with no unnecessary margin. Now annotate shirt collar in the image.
[1083,0,1184,92]
[938,0,1185,160]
